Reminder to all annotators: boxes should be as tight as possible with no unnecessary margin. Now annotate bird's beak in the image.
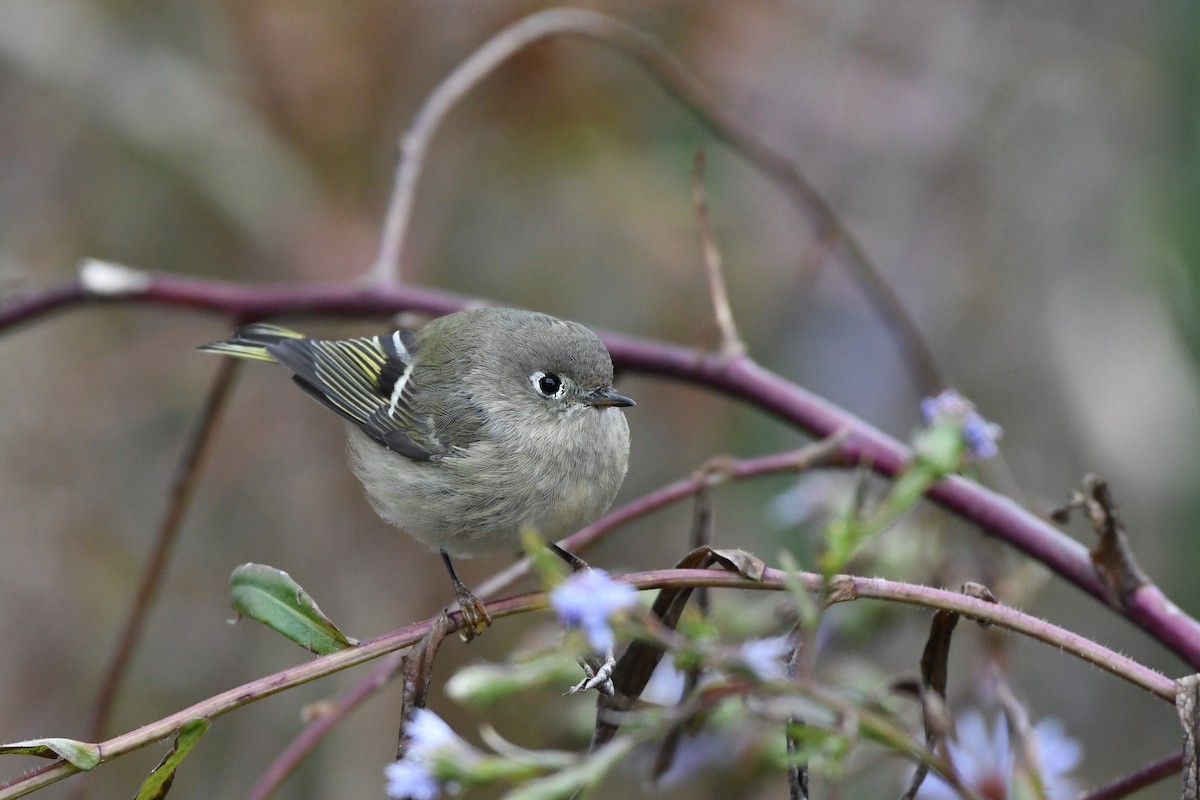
[585,388,636,408]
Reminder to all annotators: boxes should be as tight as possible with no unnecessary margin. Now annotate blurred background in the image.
[1,1,1199,797]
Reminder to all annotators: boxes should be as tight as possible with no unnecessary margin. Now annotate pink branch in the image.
[3,271,1199,667]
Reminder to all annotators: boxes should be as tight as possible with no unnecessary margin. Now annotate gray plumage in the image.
[200,307,633,558]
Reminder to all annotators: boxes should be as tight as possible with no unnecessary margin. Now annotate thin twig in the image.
[1080,751,1182,800]
[473,436,850,600]
[236,441,843,795]
[0,567,1174,798]
[5,270,1200,668]
[244,651,406,800]
[785,625,810,800]
[86,358,240,741]
[368,8,940,394]
[821,571,1176,702]
[691,149,745,359]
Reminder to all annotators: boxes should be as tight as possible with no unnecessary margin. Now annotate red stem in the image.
[3,274,1199,668]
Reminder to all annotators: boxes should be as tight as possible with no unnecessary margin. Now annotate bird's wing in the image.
[229,325,443,461]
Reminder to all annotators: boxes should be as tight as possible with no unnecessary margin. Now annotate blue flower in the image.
[913,709,1081,799]
[386,709,479,799]
[920,390,1003,461]
[549,568,638,651]
[385,761,439,800]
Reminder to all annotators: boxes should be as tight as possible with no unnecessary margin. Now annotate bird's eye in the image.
[532,372,563,397]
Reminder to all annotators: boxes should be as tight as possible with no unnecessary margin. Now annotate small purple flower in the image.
[913,709,1081,800]
[385,761,439,800]
[549,568,637,651]
[921,390,974,425]
[386,709,479,800]
[920,389,1003,460]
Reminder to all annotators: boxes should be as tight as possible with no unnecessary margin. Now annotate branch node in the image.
[78,259,152,297]
[1052,475,1150,607]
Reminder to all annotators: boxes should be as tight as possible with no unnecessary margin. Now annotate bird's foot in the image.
[566,647,617,696]
[451,582,492,643]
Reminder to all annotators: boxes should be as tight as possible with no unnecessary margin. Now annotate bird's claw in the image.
[567,648,616,696]
[452,587,492,643]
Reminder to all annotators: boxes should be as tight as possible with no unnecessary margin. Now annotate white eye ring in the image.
[530,371,565,398]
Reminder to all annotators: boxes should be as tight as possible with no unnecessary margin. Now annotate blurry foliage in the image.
[1,2,1199,798]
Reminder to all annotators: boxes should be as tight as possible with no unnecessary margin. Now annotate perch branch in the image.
[3,269,1199,667]
[0,567,1174,798]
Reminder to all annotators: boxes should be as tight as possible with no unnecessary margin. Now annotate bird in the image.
[199,307,634,639]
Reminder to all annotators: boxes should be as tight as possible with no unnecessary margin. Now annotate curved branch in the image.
[370,7,940,393]
[3,271,1199,667]
[606,338,1200,668]
[0,567,1174,798]
[1081,750,1181,800]
[244,652,407,800]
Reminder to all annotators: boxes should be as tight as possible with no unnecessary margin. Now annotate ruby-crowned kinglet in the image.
[200,307,634,638]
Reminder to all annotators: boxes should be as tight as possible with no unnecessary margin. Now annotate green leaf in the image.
[445,653,582,708]
[134,718,210,800]
[503,737,635,800]
[229,563,357,655]
[0,737,102,770]
[777,550,820,630]
[819,516,866,576]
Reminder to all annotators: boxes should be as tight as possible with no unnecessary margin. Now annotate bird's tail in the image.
[197,323,307,363]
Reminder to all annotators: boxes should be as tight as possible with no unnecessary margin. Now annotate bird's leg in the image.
[440,550,491,641]
[546,541,618,695]
[546,541,589,572]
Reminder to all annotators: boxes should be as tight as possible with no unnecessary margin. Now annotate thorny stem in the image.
[367,7,940,394]
[0,568,1174,798]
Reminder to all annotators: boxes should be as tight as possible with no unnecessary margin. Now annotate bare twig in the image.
[244,651,406,800]
[691,150,745,359]
[818,572,1175,703]
[4,272,1199,667]
[86,358,240,742]
[901,608,960,800]
[396,616,455,756]
[688,461,724,617]
[0,567,1175,798]
[594,547,746,750]
[368,8,940,394]
[1081,751,1182,800]
[785,625,810,800]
